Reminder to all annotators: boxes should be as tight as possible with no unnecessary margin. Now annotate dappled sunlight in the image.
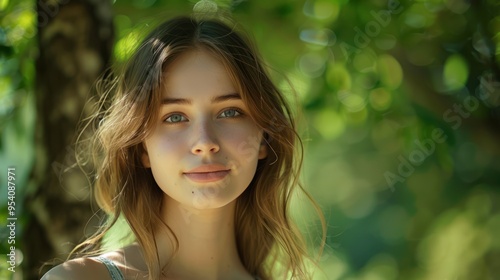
[416,193,495,279]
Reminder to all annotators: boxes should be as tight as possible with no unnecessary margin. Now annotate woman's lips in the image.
[183,170,230,183]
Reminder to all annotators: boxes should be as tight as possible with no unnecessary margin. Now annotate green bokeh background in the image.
[1,0,500,279]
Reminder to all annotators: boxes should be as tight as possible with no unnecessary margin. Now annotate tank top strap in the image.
[94,257,259,280]
[94,256,125,280]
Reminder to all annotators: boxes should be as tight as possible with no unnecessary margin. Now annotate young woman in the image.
[42,12,325,280]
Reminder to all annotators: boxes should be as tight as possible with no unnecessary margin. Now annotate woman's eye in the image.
[219,109,242,118]
[164,114,187,123]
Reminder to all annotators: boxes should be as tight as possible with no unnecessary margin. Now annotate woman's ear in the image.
[141,143,151,168]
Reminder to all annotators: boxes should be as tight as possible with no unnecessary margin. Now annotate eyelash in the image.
[163,107,244,124]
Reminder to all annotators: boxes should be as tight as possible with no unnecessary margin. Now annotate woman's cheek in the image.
[149,132,185,155]
[231,130,262,162]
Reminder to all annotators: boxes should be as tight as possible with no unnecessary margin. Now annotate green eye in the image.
[165,114,187,123]
[219,109,242,118]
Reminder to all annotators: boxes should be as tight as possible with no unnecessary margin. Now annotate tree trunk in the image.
[24,0,113,279]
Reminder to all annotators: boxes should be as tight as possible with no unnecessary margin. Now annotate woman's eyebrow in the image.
[161,93,241,105]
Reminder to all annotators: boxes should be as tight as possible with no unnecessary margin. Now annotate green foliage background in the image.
[1,0,500,279]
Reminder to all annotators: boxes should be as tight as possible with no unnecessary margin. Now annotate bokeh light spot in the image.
[443,54,469,91]
[300,28,336,46]
[326,63,351,90]
[314,0,340,20]
[338,90,367,112]
[114,30,141,61]
[4,7,36,43]
[313,108,345,139]
[0,0,8,11]
[298,52,326,77]
[342,106,368,125]
[369,87,392,111]
[404,3,436,28]
[377,54,403,89]
[114,14,132,36]
[353,49,377,73]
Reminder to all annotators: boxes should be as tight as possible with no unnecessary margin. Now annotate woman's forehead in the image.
[161,49,237,98]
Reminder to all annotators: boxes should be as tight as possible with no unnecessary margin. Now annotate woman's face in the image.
[142,49,267,209]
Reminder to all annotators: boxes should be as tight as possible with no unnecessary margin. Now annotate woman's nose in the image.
[191,121,220,155]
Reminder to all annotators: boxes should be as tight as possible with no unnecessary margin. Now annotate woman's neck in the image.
[155,195,250,279]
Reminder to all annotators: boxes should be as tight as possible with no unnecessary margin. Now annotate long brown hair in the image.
[72,16,325,279]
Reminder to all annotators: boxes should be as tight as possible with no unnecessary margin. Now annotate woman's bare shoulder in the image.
[41,257,110,280]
